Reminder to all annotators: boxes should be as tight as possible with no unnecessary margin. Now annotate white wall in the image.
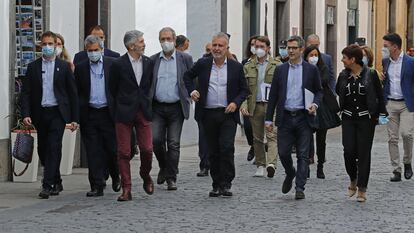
[358,0,370,44]
[135,0,187,57]
[0,0,10,139]
[336,0,348,74]
[49,0,80,60]
[110,0,136,55]
[260,0,275,50]
[289,0,302,35]
[315,0,326,52]
[227,0,244,60]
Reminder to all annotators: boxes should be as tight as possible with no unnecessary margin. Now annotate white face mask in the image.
[55,47,63,56]
[382,47,390,59]
[250,46,256,55]
[308,56,319,66]
[362,56,368,66]
[255,48,266,58]
[161,41,175,53]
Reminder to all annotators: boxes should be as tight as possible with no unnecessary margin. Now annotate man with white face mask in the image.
[240,36,282,178]
[149,27,193,191]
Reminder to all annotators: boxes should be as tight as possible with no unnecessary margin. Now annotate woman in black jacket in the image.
[304,45,341,179]
[336,44,387,202]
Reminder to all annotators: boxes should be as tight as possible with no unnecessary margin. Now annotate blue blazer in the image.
[265,61,323,127]
[321,52,336,93]
[73,48,120,65]
[183,57,248,123]
[382,54,414,112]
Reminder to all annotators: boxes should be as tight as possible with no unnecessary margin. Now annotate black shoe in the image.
[50,183,63,196]
[157,170,166,185]
[112,176,121,192]
[390,171,402,182]
[219,188,233,197]
[307,169,310,179]
[197,168,209,177]
[295,191,305,200]
[317,163,325,179]
[167,180,177,191]
[265,143,268,152]
[247,146,255,161]
[39,188,51,199]
[209,188,221,197]
[86,187,104,197]
[282,169,296,194]
[404,164,413,180]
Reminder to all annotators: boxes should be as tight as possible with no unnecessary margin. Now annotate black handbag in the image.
[323,86,340,113]
[12,131,34,176]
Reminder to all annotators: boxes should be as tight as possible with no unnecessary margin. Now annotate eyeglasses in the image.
[287,46,300,50]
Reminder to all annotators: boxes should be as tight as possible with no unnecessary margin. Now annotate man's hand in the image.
[308,104,317,115]
[225,102,237,114]
[380,72,385,81]
[265,122,273,133]
[240,107,250,116]
[69,122,79,132]
[191,90,200,102]
[23,117,32,126]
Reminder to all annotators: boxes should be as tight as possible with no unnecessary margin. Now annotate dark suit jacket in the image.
[108,53,154,123]
[382,54,414,111]
[74,56,115,125]
[183,57,248,123]
[73,48,120,65]
[149,51,193,119]
[21,58,79,126]
[265,61,323,127]
[321,53,336,93]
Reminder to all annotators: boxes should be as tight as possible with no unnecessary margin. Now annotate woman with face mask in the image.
[55,33,75,72]
[303,45,341,179]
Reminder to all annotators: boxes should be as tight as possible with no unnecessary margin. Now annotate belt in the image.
[41,106,58,110]
[204,107,226,111]
[256,102,267,105]
[387,98,404,102]
[153,100,180,106]
[89,106,109,111]
[284,109,303,116]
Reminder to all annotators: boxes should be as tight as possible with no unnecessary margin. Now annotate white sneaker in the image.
[254,166,265,177]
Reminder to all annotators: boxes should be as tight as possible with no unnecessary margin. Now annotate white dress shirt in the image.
[206,59,228,108]
[128,52,143,86]
[388,51,404,99]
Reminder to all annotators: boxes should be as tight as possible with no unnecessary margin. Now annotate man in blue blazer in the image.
[382,33,414,182]
[265,36,322,200]
[184,32,248,197]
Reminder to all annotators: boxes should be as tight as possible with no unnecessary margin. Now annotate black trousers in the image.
[243,115,254,146]
[81,107,118,189]
[197,120,209,170]
[309,129,328,164]
[341,117,376,191]
[202,108,237,189]
[35,107,65,190]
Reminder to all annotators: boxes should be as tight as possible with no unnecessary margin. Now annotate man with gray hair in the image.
[149,27,194,190]
[184,32,248,197]
[109,30,155,201]
[74,35,120,197]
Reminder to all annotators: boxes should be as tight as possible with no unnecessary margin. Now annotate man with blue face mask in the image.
[276,40,289,63]
[74,35,120,197]
[21,31,79,199]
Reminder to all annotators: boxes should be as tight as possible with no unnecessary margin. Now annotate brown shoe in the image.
[143,178,154,195]
[356,190,366,202]
[348,181,357,197]
[117,190,132,202]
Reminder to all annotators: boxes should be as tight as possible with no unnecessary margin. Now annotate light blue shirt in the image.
[256,57,269,101]
[155,51,180,103]
[89,57,107,108]
[285,59,304,111]
[206,59,228,108]
[41,58,58,107]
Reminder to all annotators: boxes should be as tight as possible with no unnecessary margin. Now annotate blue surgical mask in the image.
[87,51,102,62]
[42,45,55,58]
[362,56,368,66]
[279,47,288,58]
[99,40,105,49]
[381,47,390,59]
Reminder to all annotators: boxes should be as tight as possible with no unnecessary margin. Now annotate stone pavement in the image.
[0,126,413,233]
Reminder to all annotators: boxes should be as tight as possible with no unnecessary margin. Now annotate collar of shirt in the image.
[128,52,142,63]
[90,56,103,65]
[42,57,56,63]
[288,59,303,69]
[256,56,269,65]
[390,51,404,63]
[160,50,176,60]
[213,58,227,68]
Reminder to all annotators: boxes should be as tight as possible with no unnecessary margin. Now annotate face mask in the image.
[382,47,390,59]
[308,56,319,66]
[362,56,368,66]
[87,51,102,62]
[99,40,105,49]
[55,47,63,56]
[161,41,175,53]
[255,48,267,58]
[250,46,256,55]
[279,48,288,58]
[42,45,55,58]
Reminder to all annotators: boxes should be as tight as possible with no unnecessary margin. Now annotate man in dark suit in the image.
[108,30,154,202]
[73,25,120,65]
[21,31,79,199]
[265,35,322,200]
[184,32,248,197]
[149,27,193,190]
[74,35,120,197]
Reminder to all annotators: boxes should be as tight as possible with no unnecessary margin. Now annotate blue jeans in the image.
[278,110,312,192]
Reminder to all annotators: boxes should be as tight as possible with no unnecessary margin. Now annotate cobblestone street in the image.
[1,126,413,233]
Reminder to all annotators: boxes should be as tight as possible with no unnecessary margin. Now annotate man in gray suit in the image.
[150,27,193,190]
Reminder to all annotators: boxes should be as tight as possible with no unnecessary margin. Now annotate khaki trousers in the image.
[386,100,414,173]
[249,102,278,167]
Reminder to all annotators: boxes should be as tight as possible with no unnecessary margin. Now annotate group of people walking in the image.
[20,24,414,203]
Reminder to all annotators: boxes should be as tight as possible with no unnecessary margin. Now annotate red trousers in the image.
[115,111,153,191]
